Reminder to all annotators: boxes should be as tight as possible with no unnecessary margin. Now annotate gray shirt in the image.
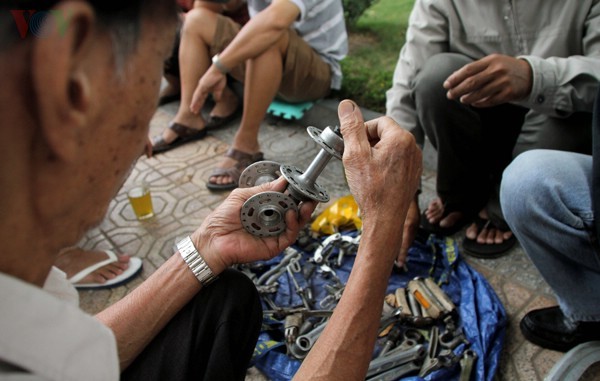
[386,0,600,144]
[247,0,348,89]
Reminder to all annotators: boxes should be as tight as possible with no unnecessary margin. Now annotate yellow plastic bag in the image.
[310,194,362,235]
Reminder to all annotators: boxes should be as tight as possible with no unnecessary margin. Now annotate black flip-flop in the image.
[151,122,207,155]
[462,216,517,258]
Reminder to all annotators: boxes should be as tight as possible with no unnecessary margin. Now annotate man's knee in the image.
[413,53,472,103]
[183,7,219,37]
[203,269,261,318]
[501,150,546,223]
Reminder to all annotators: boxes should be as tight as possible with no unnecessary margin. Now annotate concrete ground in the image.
[77,98,599,380]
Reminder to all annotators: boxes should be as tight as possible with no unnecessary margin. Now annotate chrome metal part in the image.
[367,344,426,377]
[240,126,344,236]
[419,326,441,377]
[241,192,298,237]
[281,164,330,203]
[295,320,328,353]
[284,313,303,344]
[366,361,421,381]
[239,160,282,188]
[545,341,600,381]
[256,248,301,285]
[459,349,478,381]
[307,126,344,160]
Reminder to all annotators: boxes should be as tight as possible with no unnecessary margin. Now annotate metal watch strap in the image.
[212,54,230,74]
[177,236,217,286]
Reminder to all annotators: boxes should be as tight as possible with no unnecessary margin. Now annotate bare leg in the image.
[209,33,287,186]
[160,8,220,144]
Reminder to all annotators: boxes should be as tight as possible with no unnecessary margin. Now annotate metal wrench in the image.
[459,349,478,381]
[419,326,441,377]
[365,360,421,381]
[366,344,426,377]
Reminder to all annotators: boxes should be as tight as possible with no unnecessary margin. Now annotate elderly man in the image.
[0,1,422,380]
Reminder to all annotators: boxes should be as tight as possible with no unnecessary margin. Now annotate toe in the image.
[466,222,478,240]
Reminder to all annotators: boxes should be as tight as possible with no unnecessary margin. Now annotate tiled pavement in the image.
[77,99,599,380]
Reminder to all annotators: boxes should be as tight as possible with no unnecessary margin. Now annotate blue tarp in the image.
[249,232,507,381]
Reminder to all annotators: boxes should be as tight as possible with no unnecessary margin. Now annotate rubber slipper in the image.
[462,217,517,258]
[207,148,264,191]
[205,104,242,130]
[151,122,207,155]
[69,250,143,289]
[420,209,472,236]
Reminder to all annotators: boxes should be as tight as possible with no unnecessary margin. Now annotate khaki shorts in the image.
[211,15,331,102]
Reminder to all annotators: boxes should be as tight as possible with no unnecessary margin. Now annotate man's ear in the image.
[30,1,95,161]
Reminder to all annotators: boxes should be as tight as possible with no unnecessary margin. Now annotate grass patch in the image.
[337,0,415,113]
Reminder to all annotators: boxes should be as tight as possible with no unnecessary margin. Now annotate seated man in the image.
[499,89,600,351]
[160,0,249,105]
[150,0,348,192]
[0,1,422,379]
[386,0,600,258]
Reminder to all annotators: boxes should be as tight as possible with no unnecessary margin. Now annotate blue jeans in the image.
[501,150,600,322]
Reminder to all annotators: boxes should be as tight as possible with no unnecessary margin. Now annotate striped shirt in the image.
[248,0,348,89]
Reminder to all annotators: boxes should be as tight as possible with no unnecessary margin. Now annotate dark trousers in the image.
[413,53,592,223]
[121,269,262,381]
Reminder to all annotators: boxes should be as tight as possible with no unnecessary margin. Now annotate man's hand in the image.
[190,66,228,115]
[444,54,532,108]
[338,100,422,258]
[191,177,316,275]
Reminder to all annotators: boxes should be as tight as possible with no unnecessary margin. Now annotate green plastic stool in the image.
[267,100,315,120]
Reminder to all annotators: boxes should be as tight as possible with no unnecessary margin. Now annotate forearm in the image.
[96,253,202,370]
[294,223,403,380]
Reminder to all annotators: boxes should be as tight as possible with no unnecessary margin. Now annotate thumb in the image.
[338,99,366,150]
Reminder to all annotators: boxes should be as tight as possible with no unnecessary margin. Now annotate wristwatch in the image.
[177,236,218,286]
[212,54,230,74]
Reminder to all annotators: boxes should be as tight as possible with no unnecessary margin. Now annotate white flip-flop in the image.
[68,250,143,289]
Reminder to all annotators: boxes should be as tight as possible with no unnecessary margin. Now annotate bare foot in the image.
[425,197,465,229]
[55,247,130,285]
[465,209,513,245]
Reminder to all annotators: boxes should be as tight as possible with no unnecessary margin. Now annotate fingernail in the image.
[339,100,355,118]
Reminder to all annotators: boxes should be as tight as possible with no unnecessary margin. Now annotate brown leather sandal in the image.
[207,148,264,191]
[151,122,207,154]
